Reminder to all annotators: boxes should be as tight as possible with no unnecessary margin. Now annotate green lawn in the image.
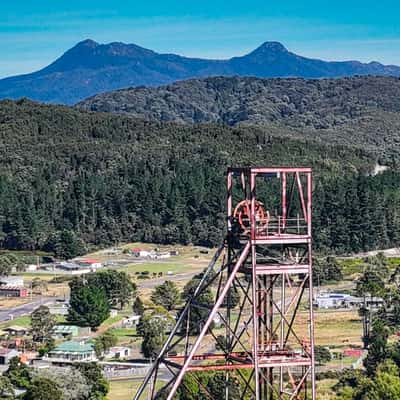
[1,315,32,328]
[119,261,203,276]
[108,379,163,400]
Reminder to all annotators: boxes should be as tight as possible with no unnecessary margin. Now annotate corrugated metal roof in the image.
[52,341,94,353]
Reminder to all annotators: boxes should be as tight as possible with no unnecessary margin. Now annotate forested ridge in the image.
[0,98,399,255]
[79,75,400,162]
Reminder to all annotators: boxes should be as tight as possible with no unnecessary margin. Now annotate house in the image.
[110,309,119,318]
[314,293,350,309]
[121,315,141,327]
[315,293,384,310]
[0,276,24,287]
[343,296,384,309]
[343,349,364,358]
[131,248,151,258]
[48,302,69,316]
[0,347,19,365]
[75,259,102,271]
[105,346,131,359]
[154,252,171,260]
[58,262,90,275]
[51,325,80,339]
[27,264,37,271]
[4,326,30,337]
[46,341,96,362]
[0,286,27,298]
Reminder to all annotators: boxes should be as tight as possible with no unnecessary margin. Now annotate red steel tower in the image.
[134,166,315,400]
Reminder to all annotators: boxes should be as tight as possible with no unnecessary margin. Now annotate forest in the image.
[0,98,399,256]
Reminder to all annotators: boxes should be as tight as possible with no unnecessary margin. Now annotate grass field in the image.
[108,379,142,400]
[108,378,164,400]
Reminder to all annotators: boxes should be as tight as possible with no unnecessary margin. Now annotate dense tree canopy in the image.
[68,280,110,328]
[31,305,57,343]
[151,281,180,311]
[2,99,399,256]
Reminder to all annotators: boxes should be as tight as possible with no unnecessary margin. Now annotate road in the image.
[0,271,197,323]
[0,297,54,323]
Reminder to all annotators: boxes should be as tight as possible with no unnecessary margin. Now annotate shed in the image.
[4,326,30,337]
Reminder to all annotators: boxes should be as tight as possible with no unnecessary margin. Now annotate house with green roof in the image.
[46,340,96,362]
[51,325,79,339]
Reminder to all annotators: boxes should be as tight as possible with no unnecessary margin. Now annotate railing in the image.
[238,215,308,237]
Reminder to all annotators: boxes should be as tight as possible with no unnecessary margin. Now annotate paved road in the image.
[0,272,197,323]
[0,297,54,322]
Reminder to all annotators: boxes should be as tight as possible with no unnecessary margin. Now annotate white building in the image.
[315,293,384,310]
[105,346,131,359]
[121,315,141,327]
[0,276,24,287]
[314,293,351,309]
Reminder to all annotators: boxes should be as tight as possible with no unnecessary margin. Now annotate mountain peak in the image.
[254,41,288,54]
[75,39,99,49]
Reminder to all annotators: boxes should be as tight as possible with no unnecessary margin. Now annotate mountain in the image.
[78,75,400,160]
[3,98,400,256]
[1,39,400,104]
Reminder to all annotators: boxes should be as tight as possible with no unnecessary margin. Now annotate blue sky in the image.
[1,0,399,78]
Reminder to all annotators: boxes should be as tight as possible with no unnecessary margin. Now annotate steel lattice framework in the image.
[134,167,315,400]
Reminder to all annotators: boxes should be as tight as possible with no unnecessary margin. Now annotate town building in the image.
[314,292,384,309]
[0,347,19,365]
[4,326,30,337]
[131,248,151,258]
[57,262,90,275]
[51,325,80,339]
[48,302,69,316]
[105,346,131,359]
[75,258,102,270]
[0,276,24,287]
[0,286,27,297]
[121,315,141,327]
[46,341,96,362]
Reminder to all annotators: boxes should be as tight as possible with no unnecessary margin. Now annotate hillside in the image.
[79,75,400,161]
[1,40,400,104]
[0,99,399,255]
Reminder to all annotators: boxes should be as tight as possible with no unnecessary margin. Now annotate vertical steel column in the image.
[250,171,260,400]
[307,171,316,400]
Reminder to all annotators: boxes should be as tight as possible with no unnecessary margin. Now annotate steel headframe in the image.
[134,166,315,400]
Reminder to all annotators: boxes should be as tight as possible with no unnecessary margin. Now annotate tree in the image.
[356,268,385,298]
[87,270,136,309]
[151,281,180,311]
[133,296,145,316]
[0,255,13,277]
[68,281,110,329]
[314,345,332,365]
[182,278,214,334]
[349,361,400,400]
[313,256,343,285]
[139,313,172,358]
[31,278,48,294]
[31,306,56,343]
[34,367,89,400]
[222,286,241,308]
[4,357,32,389]
[23,377,64,400]
[364,319,390,376]
[74,362,109,400]
[44,229,86,260]
[93,330,118,358]
[0,375,15,399]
